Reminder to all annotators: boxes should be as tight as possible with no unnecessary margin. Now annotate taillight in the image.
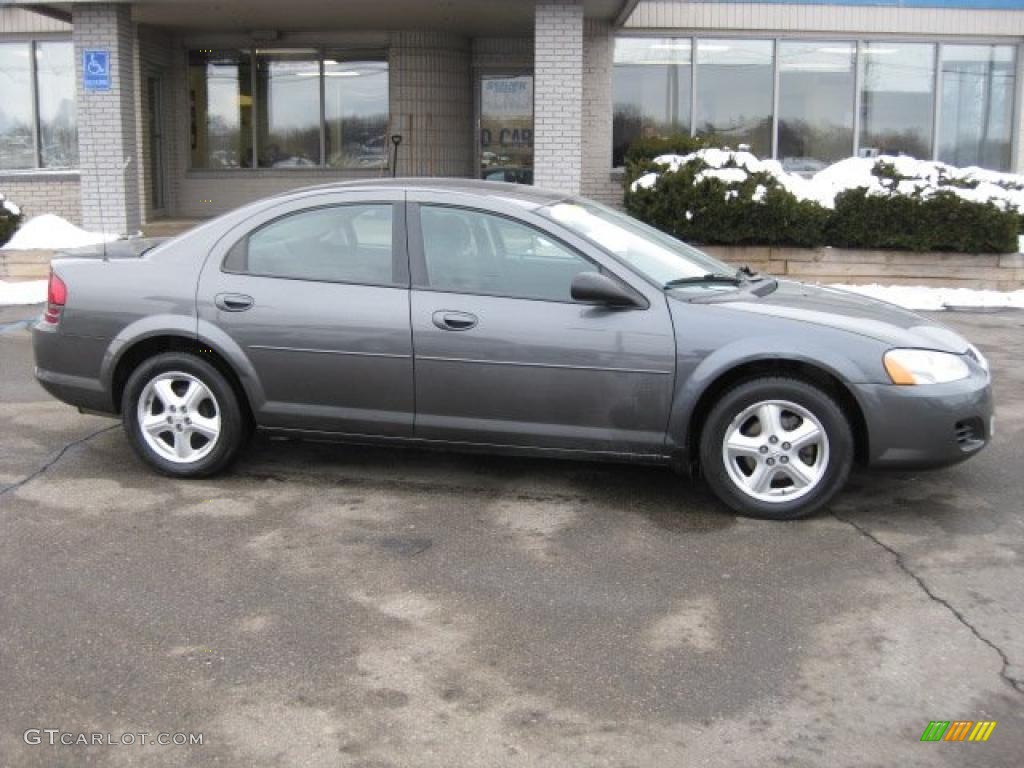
[44,270,67,324]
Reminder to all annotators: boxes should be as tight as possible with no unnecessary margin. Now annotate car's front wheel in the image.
[122,352,245,477]
[699,377,853,520]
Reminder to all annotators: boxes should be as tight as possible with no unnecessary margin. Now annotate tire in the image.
[122,351,246,478]
[698,376,853,520]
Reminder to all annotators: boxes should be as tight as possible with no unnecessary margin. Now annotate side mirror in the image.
[571,271,642,308]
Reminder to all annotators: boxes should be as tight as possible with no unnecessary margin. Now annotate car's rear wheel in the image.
[122,352,245,477]
[699,377,853,520]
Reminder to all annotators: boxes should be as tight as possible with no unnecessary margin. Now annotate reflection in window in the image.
[325,57,389,169]
[36,42,78,168]
[778,42,854,173]
[189,49,389,170]
[939,45,1016,171]
[696,39,774,156]
[612,38,691,167]
[230,204,395,284]
[860,42,935,159]
[188,50,253,168]
[0,43,37,170]
[420,206,592,302]
[256,50,320,168]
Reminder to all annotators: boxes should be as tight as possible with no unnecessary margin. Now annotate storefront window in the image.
[0,43,34,170]
[189,50,253,169]
[0,41,76,171]
[325,56,389,169]
[696,39,774,156]
[939,45,1015,171]
[778,41,855,172]
[612,37,691,167]
[189,49,388,170]
[36,42,78,169]
[256,50,320,168]
[859,42,935,159]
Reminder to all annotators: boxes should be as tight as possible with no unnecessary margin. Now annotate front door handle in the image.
[215,293,254,312]
[432,310,478,331]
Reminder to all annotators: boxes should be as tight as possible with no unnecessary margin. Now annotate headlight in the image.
[884,349,970,385]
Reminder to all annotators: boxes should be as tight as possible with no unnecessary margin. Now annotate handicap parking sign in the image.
[83,49,111,91]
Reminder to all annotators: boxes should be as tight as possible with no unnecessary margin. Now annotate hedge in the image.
[0,195,22,248]
[623,149,1021,254]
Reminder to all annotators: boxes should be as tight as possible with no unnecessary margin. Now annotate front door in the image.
[196,192,414,436]
[478,74,533,184]
[408,201,676,455]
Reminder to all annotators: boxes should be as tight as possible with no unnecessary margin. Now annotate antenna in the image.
[95,155,133,261]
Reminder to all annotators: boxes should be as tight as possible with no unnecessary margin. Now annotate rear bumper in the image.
[32,322,116,414]
[854,371,993,469]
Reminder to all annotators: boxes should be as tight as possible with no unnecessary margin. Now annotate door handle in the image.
[432,310,478,331]
[215,293,254,312]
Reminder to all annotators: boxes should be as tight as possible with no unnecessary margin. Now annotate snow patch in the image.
[0,279,47,306]
[827,283,1024,312]
[1,214,119,251]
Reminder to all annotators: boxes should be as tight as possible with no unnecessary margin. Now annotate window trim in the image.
[186,46,390,172]
[407,202,644,307]
[611,33,1018,173]
[0,36,77,172]
[220,200,408,288]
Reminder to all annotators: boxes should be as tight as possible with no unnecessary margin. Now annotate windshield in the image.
[539,199,735,286]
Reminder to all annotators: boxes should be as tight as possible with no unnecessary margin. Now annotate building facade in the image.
[1,0,1023,233]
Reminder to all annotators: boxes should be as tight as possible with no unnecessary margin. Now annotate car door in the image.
[407,194,676,455]
[197,190,414,436]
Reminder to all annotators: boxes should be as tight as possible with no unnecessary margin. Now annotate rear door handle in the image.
[215,293,254,312]
[432,310,478,331]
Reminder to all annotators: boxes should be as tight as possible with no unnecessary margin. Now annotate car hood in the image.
[683,279,971,353]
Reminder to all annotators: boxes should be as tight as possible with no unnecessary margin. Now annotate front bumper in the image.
[854,370,993,469]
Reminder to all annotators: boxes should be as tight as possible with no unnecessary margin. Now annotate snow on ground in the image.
[827,283,1024,312]
[0,279,46,306]
[632,150,1024,214]
[1,214,118,251]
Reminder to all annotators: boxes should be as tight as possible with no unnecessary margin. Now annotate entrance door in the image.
[146,76,166,212]
[478,75,533,184]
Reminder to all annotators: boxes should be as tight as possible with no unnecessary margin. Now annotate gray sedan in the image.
[32,180,993,519]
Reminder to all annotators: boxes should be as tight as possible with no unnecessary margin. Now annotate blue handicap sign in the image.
[83,49,111,91]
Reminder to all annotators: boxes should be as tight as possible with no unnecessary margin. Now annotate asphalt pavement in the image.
[1,305,1022,767]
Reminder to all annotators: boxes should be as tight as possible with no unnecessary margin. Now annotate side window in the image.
[225,204,396,285]
[419,206,594,302]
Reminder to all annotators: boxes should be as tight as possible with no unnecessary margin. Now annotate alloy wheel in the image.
[137,371,221,464]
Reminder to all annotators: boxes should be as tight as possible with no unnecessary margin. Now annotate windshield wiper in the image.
[663,273,744,289]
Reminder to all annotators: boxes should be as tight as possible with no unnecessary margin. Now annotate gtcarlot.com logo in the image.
[920,720,997,743]
[23,729,203,747]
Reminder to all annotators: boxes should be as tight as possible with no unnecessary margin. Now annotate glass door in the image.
[479,74,533,184]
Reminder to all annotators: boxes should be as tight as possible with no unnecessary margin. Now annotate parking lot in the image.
[1,305,1022,767]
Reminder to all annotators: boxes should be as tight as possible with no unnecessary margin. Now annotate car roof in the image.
[281,177,568,208]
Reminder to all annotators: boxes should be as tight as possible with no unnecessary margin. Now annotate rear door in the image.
[197,190,414,436]
[407,194,676,455]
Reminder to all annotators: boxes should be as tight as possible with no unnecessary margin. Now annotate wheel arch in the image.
[682,357,870,472]
[110,334,255,424]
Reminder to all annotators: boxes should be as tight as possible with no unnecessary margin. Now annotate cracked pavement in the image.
[1,306,1022,767]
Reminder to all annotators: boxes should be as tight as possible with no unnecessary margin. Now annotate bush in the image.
[624,152,829,248]
[0,193,23,247]
[623,147,1021,254]
[828,188,1018,253]
[623,134,714,189]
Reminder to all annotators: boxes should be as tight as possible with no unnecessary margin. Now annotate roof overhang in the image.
[14,0,634,34]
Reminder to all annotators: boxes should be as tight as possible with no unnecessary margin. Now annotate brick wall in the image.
[390,31,474,177]
[0,175,81,224]
[73,3,141,234]
[581,18,622,207]
[534,0,584,194]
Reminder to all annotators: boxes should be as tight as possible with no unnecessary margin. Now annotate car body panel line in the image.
[415,355,672,376]
[249,345,412,360]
